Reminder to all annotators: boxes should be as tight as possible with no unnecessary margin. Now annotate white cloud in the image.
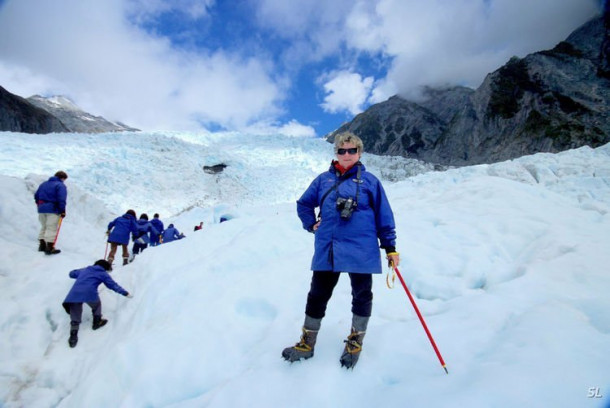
[249,0,600,120]
[126,0,215,23]
[368,78,396,105]
[0,0,283,131]
[319,71,374,116]
[345,0,600,98]
[0,63,69,97]
[276,120,317,138]
[241,119,317,138]
[0,0,601,133]
[251,0,356,65]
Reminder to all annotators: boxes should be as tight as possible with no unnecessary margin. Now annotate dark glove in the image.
[60,212,66,218]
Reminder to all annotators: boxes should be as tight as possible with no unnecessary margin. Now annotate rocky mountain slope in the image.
[0,86,138,134]
[27,95,139,133]
[0,86,68,134]
[327,12,610,166]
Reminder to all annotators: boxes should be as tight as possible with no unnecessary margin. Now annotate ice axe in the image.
[53,217,63,246]
[388,263,448,374]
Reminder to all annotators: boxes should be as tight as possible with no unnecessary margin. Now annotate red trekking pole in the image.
[390,264,448,374]
[53,217,63,246]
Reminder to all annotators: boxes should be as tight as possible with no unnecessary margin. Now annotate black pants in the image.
[132,242,148,255]
[305,271,373,319]
[63,301,102,327]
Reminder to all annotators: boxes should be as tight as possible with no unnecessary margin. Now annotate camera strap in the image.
[354,164,362,205]
[318,164,362,217]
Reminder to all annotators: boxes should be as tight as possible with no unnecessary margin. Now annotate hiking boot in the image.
[340,314,369,369]
[92,316,108,330]
[38,239,46,252]
[282,327,319,362]
[44,242,61,255]
[340,328,366,369]
[68,329,78,348]
[122,257,129,266]
[282,315,322,362]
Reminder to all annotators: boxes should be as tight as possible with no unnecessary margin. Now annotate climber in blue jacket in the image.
[34,170,68,255]
[106,209,138,266]
[62,259,132,348]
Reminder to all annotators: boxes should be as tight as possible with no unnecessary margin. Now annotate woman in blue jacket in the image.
[282,132,400,369]
[106,210,138,266]
[62,259,132,347]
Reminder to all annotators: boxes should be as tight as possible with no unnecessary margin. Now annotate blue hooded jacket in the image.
[133,219,159,244]
[297,162,396,274]
[107,213,138,245]
[150,218,164,235]
[63,264,128,303]
[162,224,182,243]
[34,176,67,214]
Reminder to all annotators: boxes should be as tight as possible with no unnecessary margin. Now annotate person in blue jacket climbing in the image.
[106,209,138,266]
[62,259,132,348]
[130,213,159,262]
[282,132,400,369]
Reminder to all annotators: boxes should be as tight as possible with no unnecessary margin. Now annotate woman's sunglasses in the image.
[337,148,359,155]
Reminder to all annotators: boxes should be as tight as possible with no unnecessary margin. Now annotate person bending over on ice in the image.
[162,223,184,243]
[282,132,400,369]
[34,170,68,255]
[61,259,132,348]
[106,209,138,266]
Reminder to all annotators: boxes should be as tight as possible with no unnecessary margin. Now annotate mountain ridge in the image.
[0,86,139,134]
[0,85,69,134]
[326,12,610,166]
[27,94,139,133]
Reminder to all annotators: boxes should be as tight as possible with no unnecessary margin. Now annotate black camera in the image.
[336,197,357,220]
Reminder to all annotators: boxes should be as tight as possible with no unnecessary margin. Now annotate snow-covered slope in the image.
[0,131,609,408]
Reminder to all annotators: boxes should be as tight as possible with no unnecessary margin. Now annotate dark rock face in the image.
[0,86,69,133]
[203,164,228,174]
[327,14,610,166]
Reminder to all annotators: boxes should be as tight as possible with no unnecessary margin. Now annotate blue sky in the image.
[0,0,602,136]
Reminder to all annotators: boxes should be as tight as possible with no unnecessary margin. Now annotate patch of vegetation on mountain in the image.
[487,58,541,119]
[540,41,584,59]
